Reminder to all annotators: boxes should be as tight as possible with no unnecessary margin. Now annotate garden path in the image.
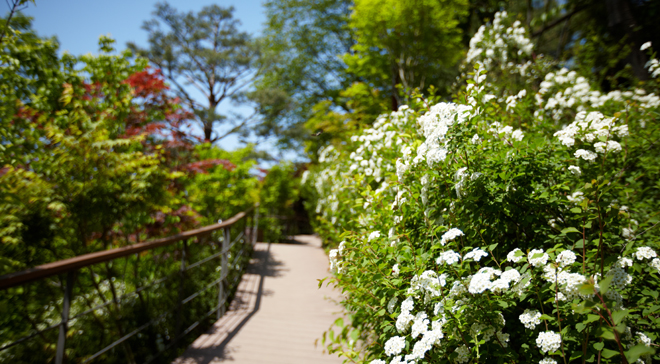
[173,235,344,364]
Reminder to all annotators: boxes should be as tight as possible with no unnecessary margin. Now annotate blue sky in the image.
[18,0,289,157]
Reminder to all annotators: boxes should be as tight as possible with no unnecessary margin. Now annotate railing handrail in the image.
[0,206,255,290]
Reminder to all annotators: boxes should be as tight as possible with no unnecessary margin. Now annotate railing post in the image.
[56,271,74,364]
[217,227,230,319]
[252,204,260,246]
[175,240,187,336]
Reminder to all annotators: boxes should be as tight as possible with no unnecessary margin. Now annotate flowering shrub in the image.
[309,12,660,364]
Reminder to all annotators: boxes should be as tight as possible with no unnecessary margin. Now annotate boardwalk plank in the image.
[174,235,344,364]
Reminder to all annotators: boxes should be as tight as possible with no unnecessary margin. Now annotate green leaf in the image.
[585,314,600,324]
[598,326,616,341]
[561,227,581,234]
[593,342,604,351]
[578,282,596,296]
[601,348,619,358]
[599,274,614,295]
[576,322,586,332]
[625,344,655,363]
[570,207,582,213]
[335,318,344,328]
[611,309,629,325]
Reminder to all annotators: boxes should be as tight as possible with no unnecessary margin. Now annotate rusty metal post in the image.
[55,271,74,364]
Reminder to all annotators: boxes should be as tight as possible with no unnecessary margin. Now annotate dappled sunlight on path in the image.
[173,235,344,364]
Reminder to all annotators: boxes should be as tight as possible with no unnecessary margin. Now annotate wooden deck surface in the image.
[173,235,344,364]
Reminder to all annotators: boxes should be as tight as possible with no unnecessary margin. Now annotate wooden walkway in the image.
[173,235,344,364]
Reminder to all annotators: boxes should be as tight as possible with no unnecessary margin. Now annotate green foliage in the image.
[253,0,356,150]
[305,11,660,364]
[259,163,301,242]
[347,0,468,103]
[0,16,266,363]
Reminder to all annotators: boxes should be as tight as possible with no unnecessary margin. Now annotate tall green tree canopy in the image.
[252,0,357,150]
[128,2,261,144]
[346,0,468,109]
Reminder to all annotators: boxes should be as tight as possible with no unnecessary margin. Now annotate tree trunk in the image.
[605,0,648,80]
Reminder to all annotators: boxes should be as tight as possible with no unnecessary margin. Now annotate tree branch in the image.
[531,3,591,38]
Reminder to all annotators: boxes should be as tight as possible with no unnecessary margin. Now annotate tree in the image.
[346,0,469,110]
[128,2,261,143]
[252,0,357,151]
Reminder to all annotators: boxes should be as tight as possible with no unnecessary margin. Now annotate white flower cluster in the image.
[388,294,447,362]
[554,111,626,162]
[467,11,534,72]
[556,250,576,267]
[468,266,523,294]
[635,247,657,260]
[440,228,464,245]
[384,336,406,356]
[436,250,461,265]
[413,103,472,169]
[539,358,557,364]
[507,248,525,263]
[519,309,542,329]
[454,345,470,363]
[536,330,561,353]
[488,121,525,143]
[463,248,488,262]
[528,249,549,267]
[538,67,660,122]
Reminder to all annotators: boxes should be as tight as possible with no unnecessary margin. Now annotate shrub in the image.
[307,12,660,364]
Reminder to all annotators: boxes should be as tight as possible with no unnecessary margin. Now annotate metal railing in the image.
[0,205,259,364]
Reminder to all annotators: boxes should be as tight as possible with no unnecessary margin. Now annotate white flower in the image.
[507,248,524,263]
[638,332,652,347]
[396,311,414,332]
[556,250,576,267]
[606,266,632,288]
[411,312,429,339]
[622,228,635,240]
[567,191,585,204]
[464,248,488,262]
[368,231,381,241]
[455,345,470,363]
[641,42,652,51]
[437,250,461,265]
[650,258,660,271]
[635,247,657,260]
[575,149,598,161]
[497,331,510,347]
[616,257,633,268]
[384,336,406,356]
[392,264,400,277]
[501,268,521,283]
[387,297,398,313]
[540,358,558,364]
[370,360,386,364]
[511,129,524,141]
[536,331,562,353]
[401,297,414,313]
[519,309,542,329]
[529,249,549,267]
[440,228,464,245]
[568,165,581,176]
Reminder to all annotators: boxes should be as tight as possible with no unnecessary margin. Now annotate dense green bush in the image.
[307,12,660,364]
[0,17,274,363]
